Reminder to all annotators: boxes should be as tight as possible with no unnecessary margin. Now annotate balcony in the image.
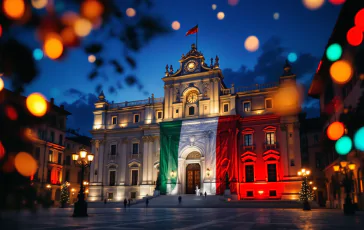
[129,152,141,160]
[242,144,255,152]
[108,154,117,162]
[264,142,279,150]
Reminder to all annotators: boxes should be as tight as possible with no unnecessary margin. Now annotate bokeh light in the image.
[61,27,78,47]
[288,52,298,63]
[217,12,225,20]
[126,8,136,17]
[14,152,38,177]
[33,48,44,61]
[26,93,47,117]
[0,24,3,37]
[302,0,325,10]
[5,106,18,120]
[273,82,303,116]
[273,12,280,20]
[354,9,364,31]
[172,21,180,31]
[212,4,217,10]
[3,0,25,19]
[3,155,15,173]
[74,18,92,37]
[0,141,5,160]
[81,0,104,21]
[327,121,345,141]
[354,127,364,151]
[328,0,345,5]
[244,36,259,52]
[88,54,96,63]
[326,43,342,61]
[347,26,363,46]
[329,60,353,84]
[0,77,4,92]
[44,34,63,59]
[31,0,48,9]
[335,136,352,155]
[228,0,239,6]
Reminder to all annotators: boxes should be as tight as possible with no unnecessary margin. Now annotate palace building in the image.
[89,44,302,201]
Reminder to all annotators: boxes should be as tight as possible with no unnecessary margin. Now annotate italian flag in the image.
[159,116,239,195]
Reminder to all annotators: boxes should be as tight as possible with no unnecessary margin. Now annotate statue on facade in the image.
[195,185,200,196]
[175,88,180,102]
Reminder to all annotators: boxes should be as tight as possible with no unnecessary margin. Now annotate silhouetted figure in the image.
[178,196,182,204]
[124,198,127,209]
[145,198,149,208]
[204,191,207,199]
[104,198,107,204]
[128,198,131,207]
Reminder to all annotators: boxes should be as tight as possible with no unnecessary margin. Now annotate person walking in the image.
[204,191,207,199]
[178,196,182,205]
[145,198,149,208]
[128,198,131,208]
[123,198,127,209]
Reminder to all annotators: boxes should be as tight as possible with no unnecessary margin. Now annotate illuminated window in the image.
[266,132,275,145]
[244,134,253,146]
[265,98,273,109]
[109,171,116,186]
[189,106,195,115]
[267,164,277,182]
[223,103,229,112]
[243,101,251,112]
[112,116,117,125]
[132,143,139,154]
[131,170,138,185]
[245,165,254,182]
[157,111,163,119]
[134,114,140,123]
[48,150,53,162]
[111,144,117,155]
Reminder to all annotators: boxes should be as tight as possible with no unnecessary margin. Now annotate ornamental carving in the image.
[186,151,201,159]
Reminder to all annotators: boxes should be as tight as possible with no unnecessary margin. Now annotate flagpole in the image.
[196,31,198,50]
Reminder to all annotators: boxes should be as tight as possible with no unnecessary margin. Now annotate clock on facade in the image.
[187,91,198,103]
[184,60,198,72]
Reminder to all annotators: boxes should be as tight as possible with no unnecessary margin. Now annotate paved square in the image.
[1,207,364,230]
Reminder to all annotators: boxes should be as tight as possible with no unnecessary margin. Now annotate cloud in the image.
[61,89,97,137]
[223,36,321,117]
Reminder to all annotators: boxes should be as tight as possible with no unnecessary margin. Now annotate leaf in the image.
[94,58,104,67]
[124,26,140,51]
[125,75,137,86]
[109,60,124,74]
[96,84,102,94]
[84,44,103,54]
[109,86,116,94]
[126,56,136,69]
[137,16,170,42]
[88,70,98,80]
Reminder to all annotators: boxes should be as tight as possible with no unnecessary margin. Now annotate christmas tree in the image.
[60,182,70,208]
[299,177,314,202]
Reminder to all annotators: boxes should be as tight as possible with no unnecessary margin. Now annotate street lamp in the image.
[72,147,94,217]
[333,161,356,215]
[297,168,311,211]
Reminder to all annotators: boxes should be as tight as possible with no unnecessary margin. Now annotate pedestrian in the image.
[123,198,127,209]
[204,191,207,199]
[145,198,149,208]
[128,198,131,207]
[178,196,182,204]
[104,198,107,204]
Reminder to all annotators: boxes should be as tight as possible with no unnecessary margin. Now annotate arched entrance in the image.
[186,163,201,194]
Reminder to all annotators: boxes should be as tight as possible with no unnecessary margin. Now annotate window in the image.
[244,134,253,146]
[267,164,277,182]
[65,155,71,165]
[269,190,277,197]
[266,132,275,145]
[59,134,63,145]
[131,170,138,185]
[157,111,162,119]
[246,191,253,197]
[59,119,64,129]
[131,192,137,199]
[109,171,116,186]
[132,143,139,154]
[65,170,70,182]
[223,103,229,112]
[112,116,117,125]
[245,165,254,182]
[108,193,114,200]
[48,150,53,162]
[265,99,273,109]
[34,147,40,160]
[243,102,251,112]
[188,106,195,115]
[57,152,62,164]
[134,114,140,123]
[50,131,55,142]
[176,109,179,114]
[111,144,117,155]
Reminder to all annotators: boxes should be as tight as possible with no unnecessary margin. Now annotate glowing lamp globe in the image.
[329,60,353,84]
[26,93,47,117]
[327,121,345,140]
[354,9,364,31]
[244,36,259,52]
[335,136,352,155]
[302,0,325,10]
[354,127,364,151]
[326,43,342,61]
[347,26,363,46]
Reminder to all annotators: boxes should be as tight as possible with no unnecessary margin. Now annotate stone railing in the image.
[236,82,279,93]
[221,88,231,95]
[109,96,164,109]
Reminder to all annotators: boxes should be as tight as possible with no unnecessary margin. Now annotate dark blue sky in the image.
[14,0,343,135]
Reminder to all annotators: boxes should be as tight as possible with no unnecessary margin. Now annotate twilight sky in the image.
[14,0,343,136]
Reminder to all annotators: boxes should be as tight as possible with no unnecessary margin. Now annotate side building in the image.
[89,44,302,201]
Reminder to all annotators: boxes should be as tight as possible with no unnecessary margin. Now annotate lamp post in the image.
[72,147,94,217]
[298,168,311,210]
[333,160,356,215]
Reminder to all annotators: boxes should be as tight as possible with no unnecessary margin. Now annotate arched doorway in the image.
[186,163,201,194]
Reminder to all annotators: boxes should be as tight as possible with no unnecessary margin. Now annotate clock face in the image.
[184,60,198,72]
[187,92,198,103]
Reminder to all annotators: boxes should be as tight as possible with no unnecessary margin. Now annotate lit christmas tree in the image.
[299,177,314,202]
[60,182,70,208]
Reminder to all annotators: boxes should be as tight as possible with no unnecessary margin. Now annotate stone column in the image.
[147,136,154,184]
[169,85,174,119]
[178,158,186,194]
[142,136,149,184]
[210,79,214,115]
[164,85,169,119]
[214,78,220,114]
[119,138,128,185]
[98,140,105,183]
[90,140,97,183]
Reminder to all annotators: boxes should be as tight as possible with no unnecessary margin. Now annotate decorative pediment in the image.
[128,160,141,168]
[106,163,118,168]
[263,126,277,132]
[241,151,257,162]
[242,128,254,134]
[262,150,280,161]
